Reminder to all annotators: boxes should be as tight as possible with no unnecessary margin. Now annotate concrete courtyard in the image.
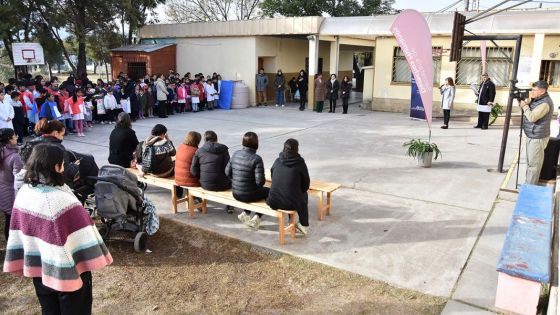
[62,102,520,307]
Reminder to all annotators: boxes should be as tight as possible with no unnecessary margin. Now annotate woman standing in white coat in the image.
[440,77,455,129]
[0,91,14,129]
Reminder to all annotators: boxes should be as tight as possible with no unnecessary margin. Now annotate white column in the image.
[529,34,545,82]
[329,36,340,77]
[308,35,319,76]
[308,35,319,109]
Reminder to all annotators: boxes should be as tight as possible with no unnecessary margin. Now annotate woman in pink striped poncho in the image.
[3,143,112,314]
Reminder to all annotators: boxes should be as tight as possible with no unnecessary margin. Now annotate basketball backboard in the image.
[12,43,45,65]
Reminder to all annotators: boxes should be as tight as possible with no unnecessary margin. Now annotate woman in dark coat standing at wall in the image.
[108,112,139,168]
[296,70,308,111]
[340,75,352,114]
[326,74,340,113]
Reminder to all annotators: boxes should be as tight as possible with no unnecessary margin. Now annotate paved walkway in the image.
[63,103,518,299]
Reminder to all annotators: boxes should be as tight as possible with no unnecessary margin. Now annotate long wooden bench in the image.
[186,187,297,245]
[127,168,188,214]
[265,172,341,220]
[495,184,554,315]
[127,168,297,245]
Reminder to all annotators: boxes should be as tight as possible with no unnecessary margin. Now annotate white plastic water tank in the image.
[231,81,249,109]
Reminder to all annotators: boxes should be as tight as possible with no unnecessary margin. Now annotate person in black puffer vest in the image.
[226,132,269,229]
[191,130,233,213]
[266,138,310,236]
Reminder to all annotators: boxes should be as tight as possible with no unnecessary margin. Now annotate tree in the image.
[0,0,37,78]
[32,0,116,78]
[119,0,165,45]
[166,0,261,23]
[260,0,397,17]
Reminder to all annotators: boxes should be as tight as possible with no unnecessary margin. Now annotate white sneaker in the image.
[282,105,285,108]
[296,222,309,236]
[275,104,279,107]
[247,215,261,230]
[237,212,250,224]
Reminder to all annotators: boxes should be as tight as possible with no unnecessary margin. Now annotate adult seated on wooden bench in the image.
[226,131,270,230]
[495,184,554,315]
[175,131,202,196]
[266,138,310,235]
[190,130,234,213]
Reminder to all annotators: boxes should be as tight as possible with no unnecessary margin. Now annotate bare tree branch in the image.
[166,0,260,23]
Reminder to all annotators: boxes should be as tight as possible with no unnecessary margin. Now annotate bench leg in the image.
[278,212,286,245]
[171,185,178,214]
[326,192,332,216]
[317,191,325,221]
[202,199,208,214]
[187,193,196,218]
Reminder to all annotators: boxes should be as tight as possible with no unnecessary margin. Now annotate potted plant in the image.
[403,139,442,168]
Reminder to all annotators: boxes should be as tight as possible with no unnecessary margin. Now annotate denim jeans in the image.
[276,90,285,105]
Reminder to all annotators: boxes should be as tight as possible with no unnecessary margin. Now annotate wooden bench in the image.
[265,172,341,220]
[186,187,297,245]
[127,168,189,214]
[495,184,554,315]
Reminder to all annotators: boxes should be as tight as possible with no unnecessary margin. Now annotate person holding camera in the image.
[474,73,496,130]
[519,80,554,185]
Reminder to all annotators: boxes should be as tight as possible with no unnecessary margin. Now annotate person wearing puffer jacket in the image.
[191,130,233,213]
[0,128,23,240]
[267,138,310,236]
[225,132,269,229]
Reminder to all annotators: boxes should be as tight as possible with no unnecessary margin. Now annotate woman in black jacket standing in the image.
[296,70,308,111]
[108,112,139,168]
[326,74,340,113]
[267,138,310,235]
[226,132,269,229]
[340,76,352,114]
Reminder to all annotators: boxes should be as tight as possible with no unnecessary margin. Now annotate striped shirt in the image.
[3,184,112,292]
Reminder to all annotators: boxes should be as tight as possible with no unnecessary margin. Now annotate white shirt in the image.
[205,83,217,102]
[0,98,15,129]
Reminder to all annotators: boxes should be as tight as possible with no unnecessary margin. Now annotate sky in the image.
[153,0,560,22]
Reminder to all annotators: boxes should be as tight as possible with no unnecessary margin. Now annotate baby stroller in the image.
[92,165,149,252]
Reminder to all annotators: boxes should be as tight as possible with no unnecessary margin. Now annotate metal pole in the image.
[497,35,523,173]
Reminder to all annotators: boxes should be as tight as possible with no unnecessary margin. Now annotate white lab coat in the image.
[0,98,15,129]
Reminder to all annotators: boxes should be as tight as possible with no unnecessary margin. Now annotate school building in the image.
[135,9,560,115]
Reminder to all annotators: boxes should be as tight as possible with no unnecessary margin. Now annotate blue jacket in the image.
[39,100,63,120]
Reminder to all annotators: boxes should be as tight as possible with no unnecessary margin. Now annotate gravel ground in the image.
[0,216,446,314]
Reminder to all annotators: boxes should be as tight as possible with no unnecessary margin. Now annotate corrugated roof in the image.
[319,9,560,37]
[140,17,324,39]
[111,43,175,52]
[139,9,560,39]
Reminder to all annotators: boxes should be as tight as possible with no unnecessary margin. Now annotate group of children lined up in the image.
[0,70,223,144]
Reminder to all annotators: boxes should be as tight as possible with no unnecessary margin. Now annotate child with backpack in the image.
[103,88,117,124]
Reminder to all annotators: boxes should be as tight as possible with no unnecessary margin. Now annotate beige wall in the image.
[371,34,560,115]
[175,36,257,103]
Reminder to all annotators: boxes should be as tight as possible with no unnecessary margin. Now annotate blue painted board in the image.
[513,184,553,221]
[496,184,553,283]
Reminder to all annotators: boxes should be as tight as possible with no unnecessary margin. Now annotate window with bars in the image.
[391,47,442,84]
[540,60,560,89]
[455,47,513,87]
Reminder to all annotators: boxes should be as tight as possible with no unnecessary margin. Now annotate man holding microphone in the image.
[519,80,554,185]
